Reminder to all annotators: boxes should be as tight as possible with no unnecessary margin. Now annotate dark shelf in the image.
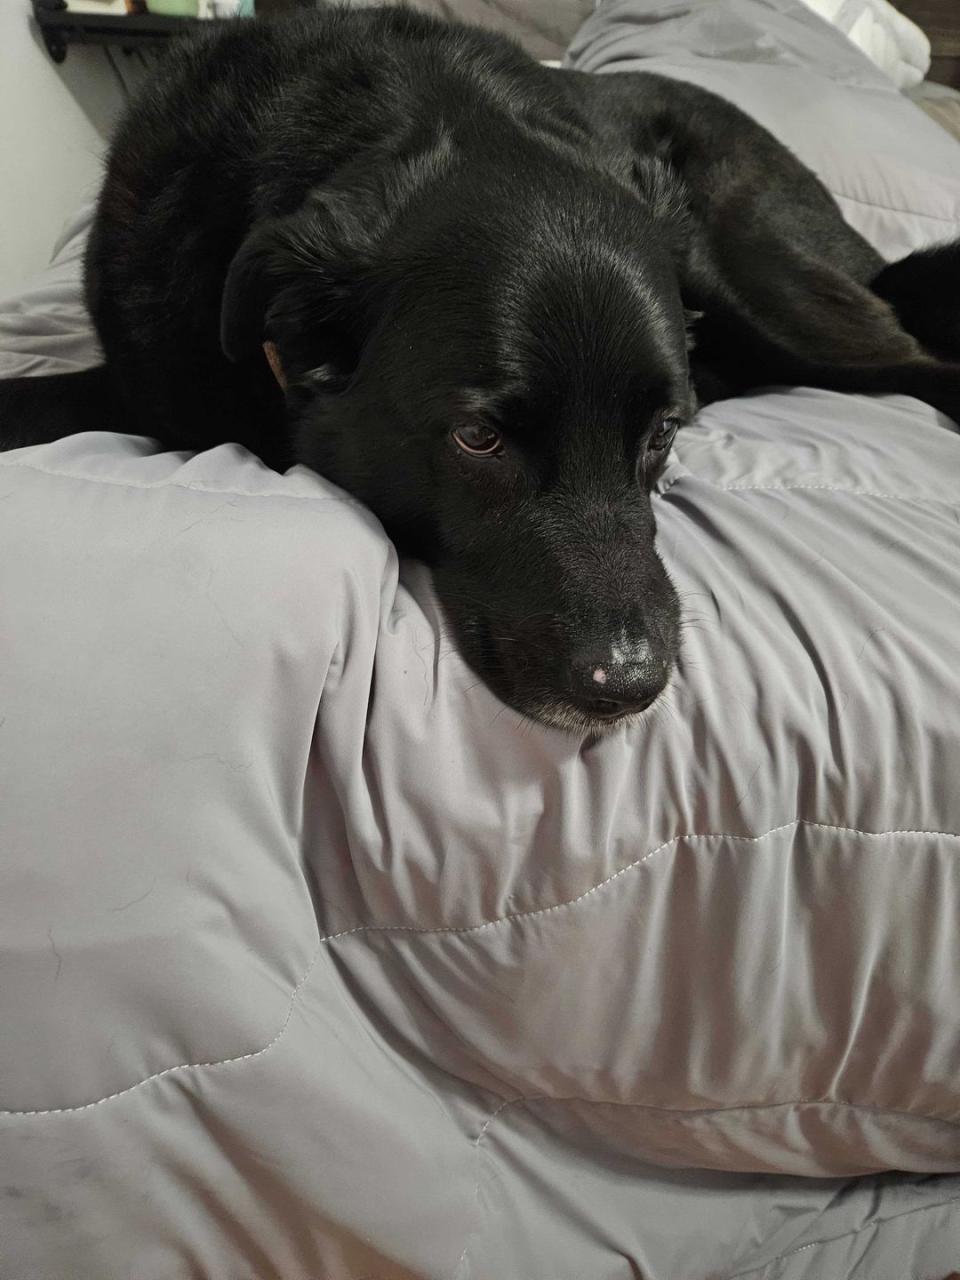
[31,2,206,63]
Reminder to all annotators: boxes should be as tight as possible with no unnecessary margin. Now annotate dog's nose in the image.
[567,642,664,719]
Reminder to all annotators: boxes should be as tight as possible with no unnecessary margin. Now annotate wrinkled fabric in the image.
[796,0,929,88]
[0,203,101,377]
[2,3,960,1277]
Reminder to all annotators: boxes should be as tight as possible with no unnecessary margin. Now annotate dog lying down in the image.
[2,7,958,733]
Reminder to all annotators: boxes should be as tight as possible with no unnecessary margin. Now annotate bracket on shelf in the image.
[31,1,201,63]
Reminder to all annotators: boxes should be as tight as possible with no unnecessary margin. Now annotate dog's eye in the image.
[641,413,682,470]
[452,423,503,457]
[648,413,681,455]
[637,412,682,481]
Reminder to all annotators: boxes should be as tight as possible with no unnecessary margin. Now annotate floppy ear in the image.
[220,216,294,364]
[219,201,375,386]
[221,135,454,383]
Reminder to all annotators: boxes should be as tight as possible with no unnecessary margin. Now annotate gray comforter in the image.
[1,2,959,1276]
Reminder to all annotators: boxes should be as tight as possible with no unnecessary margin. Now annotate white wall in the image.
[0,0,145,292]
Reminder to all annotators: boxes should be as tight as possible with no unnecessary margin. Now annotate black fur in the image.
[2,7,958,732]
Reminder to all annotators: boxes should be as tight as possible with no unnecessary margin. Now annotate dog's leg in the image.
[692,315,960,428]
[0,367,121,451]
[685,222,960,429]
[570,70,960,424]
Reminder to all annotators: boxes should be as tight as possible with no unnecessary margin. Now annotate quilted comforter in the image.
[1,1,959,1276]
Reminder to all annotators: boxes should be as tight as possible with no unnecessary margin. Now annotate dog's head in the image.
[221,138,690,733]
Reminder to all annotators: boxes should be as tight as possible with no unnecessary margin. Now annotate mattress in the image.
[1,2,959,1276]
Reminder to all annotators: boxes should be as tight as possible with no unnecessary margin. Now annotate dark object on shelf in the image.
[31,0,204,63]
[254,0,317,11]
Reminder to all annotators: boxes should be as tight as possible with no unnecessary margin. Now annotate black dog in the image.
[2,7,958,732]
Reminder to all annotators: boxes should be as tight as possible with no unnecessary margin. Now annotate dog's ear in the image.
[221,134,454,386]
[219,199,376,388]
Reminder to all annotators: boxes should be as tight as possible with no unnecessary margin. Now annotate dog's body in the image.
[2,7,958,731]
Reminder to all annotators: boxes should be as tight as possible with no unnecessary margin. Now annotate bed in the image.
[1,1,959,1276]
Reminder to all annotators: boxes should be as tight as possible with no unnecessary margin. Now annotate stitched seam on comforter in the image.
[2,819,956,1117]
[0,457,359,507]
[2,456,958,510]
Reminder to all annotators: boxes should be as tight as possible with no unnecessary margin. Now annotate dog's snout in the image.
[566,640,665,719]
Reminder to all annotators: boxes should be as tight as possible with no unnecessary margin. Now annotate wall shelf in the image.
[31,2,205,63]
